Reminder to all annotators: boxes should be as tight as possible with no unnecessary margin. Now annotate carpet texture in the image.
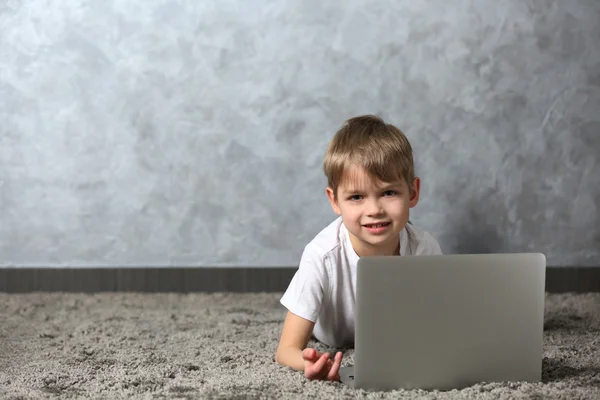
[0,292,599,399]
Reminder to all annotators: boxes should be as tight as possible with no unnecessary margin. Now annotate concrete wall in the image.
[1,0,598,267]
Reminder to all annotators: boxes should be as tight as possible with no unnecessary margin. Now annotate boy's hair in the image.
[323,115,415,198]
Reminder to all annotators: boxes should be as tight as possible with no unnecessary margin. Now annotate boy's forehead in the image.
[339,166,405,191]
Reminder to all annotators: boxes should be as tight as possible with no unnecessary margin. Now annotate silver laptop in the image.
[339,253,546,391]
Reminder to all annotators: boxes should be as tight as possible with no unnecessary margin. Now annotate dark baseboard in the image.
[0,267,599,293]
[0,267,296,293]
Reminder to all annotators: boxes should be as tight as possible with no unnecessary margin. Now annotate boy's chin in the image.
[358,233,397,247]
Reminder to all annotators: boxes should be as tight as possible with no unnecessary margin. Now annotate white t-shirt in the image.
[280,216,443,348]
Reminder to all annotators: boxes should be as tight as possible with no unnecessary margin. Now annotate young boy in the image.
[274,115,442,381]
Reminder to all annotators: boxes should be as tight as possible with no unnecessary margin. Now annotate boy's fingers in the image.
[302,348,314,360]
[302,348,320,361]
[307,353,330,379]
[327,352,343,381]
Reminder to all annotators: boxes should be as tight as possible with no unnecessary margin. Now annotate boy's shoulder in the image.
[303,217,345,259]
[404,222,429,241]
[404,222,443,255]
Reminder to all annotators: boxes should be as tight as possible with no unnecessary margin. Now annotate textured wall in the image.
[0,0,598,267]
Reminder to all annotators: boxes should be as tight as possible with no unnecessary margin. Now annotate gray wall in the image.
[0,1,598,267]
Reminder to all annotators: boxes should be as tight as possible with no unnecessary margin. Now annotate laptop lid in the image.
[353,253,546,391]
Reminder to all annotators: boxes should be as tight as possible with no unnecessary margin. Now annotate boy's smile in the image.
[326,165,420,257]
[363,221,391,234]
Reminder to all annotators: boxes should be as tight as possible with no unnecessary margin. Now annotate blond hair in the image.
[323,115,415,198]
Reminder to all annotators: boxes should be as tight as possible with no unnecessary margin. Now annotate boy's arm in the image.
[275,311,343,380]
[275,311,315,370]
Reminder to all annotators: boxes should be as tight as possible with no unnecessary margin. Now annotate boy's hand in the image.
[302,348,343,381]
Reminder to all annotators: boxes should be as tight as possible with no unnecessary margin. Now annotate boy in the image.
[275,115,442,381]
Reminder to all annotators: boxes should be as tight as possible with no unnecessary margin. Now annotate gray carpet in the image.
[0,292,599,399]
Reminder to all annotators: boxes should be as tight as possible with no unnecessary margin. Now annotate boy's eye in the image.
[349,195,363,201]
[383,190,396,197]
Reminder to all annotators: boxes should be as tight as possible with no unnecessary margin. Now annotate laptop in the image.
[339,253,546,391]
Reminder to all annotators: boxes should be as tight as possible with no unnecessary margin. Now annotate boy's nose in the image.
[365,199,384,216]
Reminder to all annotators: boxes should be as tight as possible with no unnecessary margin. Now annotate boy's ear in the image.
[326,187,341,215]
[409,177,421,208]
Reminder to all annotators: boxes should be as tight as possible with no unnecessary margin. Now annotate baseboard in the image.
[0,267,599,293]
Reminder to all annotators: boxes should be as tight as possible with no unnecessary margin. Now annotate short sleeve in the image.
[280,245,328,323]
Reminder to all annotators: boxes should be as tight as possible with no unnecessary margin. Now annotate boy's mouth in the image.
[363,222,391,228]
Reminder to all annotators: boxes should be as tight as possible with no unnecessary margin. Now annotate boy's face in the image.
[326,165,420,257]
